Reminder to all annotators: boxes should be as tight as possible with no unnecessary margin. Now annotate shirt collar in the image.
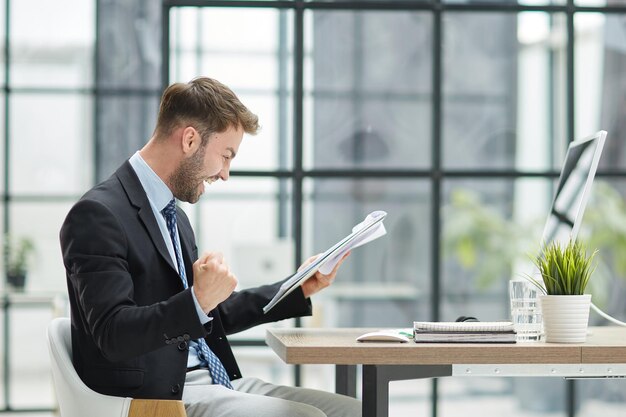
[128,151,174,212]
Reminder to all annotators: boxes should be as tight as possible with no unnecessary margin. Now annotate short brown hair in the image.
[154,77,259,144]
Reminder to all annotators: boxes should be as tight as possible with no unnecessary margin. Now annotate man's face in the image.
[169,125,243,203]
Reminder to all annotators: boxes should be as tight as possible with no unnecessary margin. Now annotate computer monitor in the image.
[540,130,607,246]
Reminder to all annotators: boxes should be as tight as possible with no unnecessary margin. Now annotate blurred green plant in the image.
[581,181,626,276]
[442,189,537,289]
[575,181,626,303]
[443,181,626,295]
[4,234,35,276]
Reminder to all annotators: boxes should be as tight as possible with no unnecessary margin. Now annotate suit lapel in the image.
[115,161,178,273]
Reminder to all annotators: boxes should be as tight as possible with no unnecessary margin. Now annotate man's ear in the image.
[181,126,200,155]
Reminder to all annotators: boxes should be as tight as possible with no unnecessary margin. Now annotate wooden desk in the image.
[266,327,626,417]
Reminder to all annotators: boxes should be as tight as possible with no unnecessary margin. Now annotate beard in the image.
[169,145,206,204]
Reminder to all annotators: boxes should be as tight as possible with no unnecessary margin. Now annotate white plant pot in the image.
[539,294,591,343]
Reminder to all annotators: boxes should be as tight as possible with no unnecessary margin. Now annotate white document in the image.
[262,210,387,314]
[413,321,515,333]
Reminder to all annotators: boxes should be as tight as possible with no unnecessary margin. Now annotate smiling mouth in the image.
[204,176,218,186]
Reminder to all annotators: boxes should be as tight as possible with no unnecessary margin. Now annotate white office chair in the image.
[47,317,186,417]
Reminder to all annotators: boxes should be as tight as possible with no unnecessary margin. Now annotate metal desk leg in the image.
[362,365,452,417]
[336,365,357,397]
[363,366,388,417]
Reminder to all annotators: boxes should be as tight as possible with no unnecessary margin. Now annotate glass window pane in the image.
[3,197,65,411]
[10,0,95,88]
[386,379,431,417]
[10,94,93,195]
[303,178,431,327]
[577,378,626,415]
[96,94,160,182]
[444,12,568,170]
[6,200,66,410]
[201,56,279,91]
[301,365,337,396]
[170,50,199,85]
[9,307,56,408]
[97,1,160,89]
[190,177,293,341]
[575,12,626,169]
[233,345,295,387]
[305,11,432,170]
[238,95,291,171]
[169,7,293,171]
[581,179,626,325]
[442,178,551,321]
[199,8,284,53]
[440,178,625,320]
[440,376,568,417]
[192,178,293,276]
[9,202,73,292]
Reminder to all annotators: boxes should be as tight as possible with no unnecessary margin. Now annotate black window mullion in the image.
[431,4,443,417]
[2,0,12,410]
[292,0,305,388]
[162,3,172,91]
[567,0,575,143]
[278,10,289,239]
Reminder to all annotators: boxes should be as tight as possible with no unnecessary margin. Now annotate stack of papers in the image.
[413,321,516,343]
[263,211,387,313]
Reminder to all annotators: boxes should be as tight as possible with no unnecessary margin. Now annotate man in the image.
[60,77,360,417]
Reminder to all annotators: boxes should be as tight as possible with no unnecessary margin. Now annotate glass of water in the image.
[509,279,543,342]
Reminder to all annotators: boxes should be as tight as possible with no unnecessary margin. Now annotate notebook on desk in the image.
[413,321,515,332]
[413,321,517,343]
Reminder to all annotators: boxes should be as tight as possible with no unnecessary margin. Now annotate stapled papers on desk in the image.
[413,321,517,343]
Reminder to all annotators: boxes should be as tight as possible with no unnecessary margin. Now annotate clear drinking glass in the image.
[509,279,543,342]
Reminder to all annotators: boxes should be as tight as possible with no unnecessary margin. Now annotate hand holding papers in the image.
[263,211,387,314]
[318,211,387,274]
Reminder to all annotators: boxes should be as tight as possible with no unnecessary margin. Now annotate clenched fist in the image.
[192,252,238,313]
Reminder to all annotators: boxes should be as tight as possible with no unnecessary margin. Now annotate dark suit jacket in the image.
[59,161,312,399]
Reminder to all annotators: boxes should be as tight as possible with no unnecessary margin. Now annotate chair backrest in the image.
[47,317,132,417]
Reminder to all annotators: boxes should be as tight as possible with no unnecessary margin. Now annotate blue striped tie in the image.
[161,199,233,389]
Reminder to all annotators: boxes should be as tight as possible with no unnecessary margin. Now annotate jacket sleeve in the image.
[60,198,208,362]
[217,278,313,335]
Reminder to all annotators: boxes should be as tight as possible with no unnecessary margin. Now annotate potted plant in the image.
[5,235,35,292]
[530,239,597,343]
